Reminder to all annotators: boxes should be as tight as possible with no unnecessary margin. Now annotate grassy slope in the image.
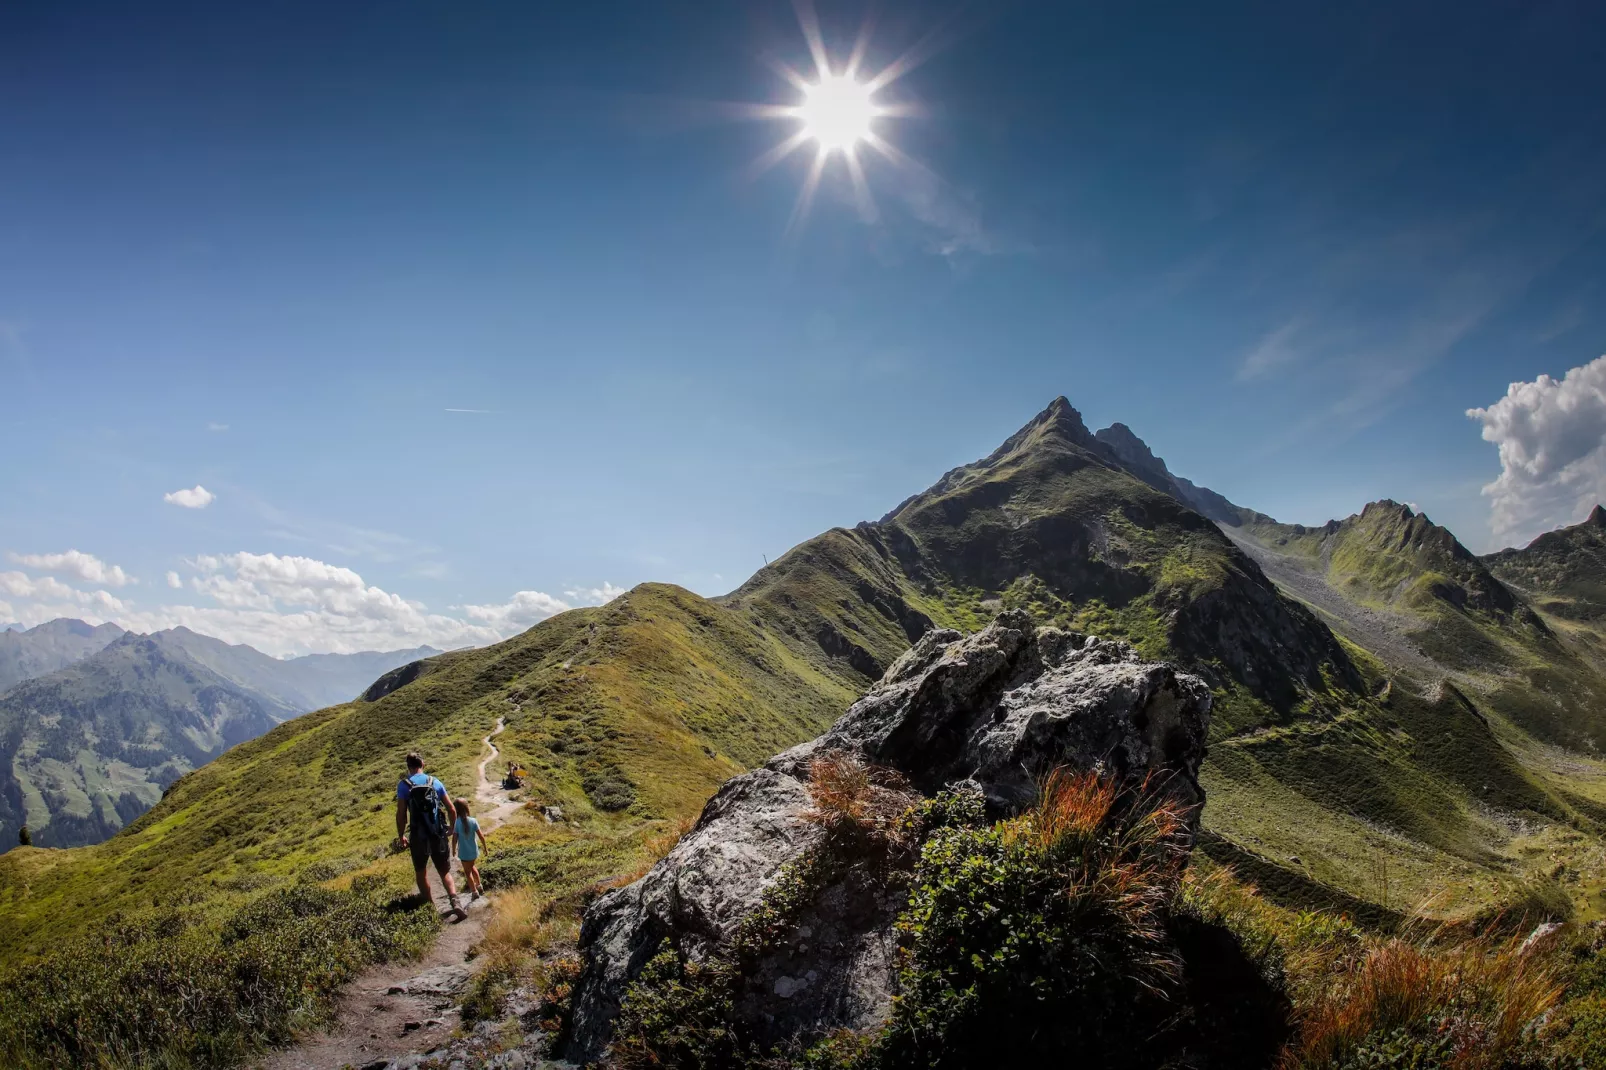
[1225,500,1606,917]
[0,584,863,962]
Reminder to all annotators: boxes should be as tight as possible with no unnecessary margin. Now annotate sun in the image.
[796,73,878,152]
[736,1,938,231]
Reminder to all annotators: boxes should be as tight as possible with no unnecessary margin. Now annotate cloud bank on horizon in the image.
[1470,355,1606,549]
[0,548,620,657]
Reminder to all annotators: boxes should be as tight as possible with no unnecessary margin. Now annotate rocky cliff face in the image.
[563,611,1212,1062]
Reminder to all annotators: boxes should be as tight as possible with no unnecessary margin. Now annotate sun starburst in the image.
[740,1,941,232]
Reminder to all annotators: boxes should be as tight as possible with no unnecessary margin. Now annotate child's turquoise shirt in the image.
[454,816,481,861]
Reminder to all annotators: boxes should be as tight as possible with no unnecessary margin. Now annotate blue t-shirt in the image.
[397,773,447,804]
[454,816,481,861]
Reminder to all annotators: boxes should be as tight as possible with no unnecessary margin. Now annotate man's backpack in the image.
[407,774,445,840]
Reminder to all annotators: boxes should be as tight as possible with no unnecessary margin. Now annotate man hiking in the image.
[395,752,467,919]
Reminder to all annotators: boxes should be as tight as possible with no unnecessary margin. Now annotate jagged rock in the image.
[563,610,1212,1062]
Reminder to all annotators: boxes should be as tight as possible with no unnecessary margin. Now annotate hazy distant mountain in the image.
[0,633,280,849]
[150,627,440,714]
[0,619,126,693]
[0,624,439,851]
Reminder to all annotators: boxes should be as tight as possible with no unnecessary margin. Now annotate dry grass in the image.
[463,886,582,1023]
[1285,928,1566,1069]
[801,750,919,845]
[1007,769,1191,990]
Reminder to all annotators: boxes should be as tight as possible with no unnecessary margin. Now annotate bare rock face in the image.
[563,610,1212,1063]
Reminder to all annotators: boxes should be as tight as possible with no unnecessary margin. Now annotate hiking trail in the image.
[256,716,526,1070]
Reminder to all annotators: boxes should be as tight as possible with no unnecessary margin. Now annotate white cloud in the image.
[1468,355,1606,546]
[207,422,229,432]
[462,590,573,629]
[0,571,127,613]
[564,582,627,606]
[1,546,622,657]
[164,485,216,509]
[8,549,132,587]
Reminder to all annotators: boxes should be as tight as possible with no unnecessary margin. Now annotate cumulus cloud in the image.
[1468,355,1606,546]
[7,549,131,587]
[1,545,622,656]
[564,582,627,606]
[0,571,127,613]
[462,590,574,629]
[164,485,216,509]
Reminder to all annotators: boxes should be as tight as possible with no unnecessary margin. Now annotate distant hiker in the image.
[451,798,488,901]
[394,752,466,918]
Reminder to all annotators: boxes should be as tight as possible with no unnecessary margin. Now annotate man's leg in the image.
[434,854,461,904]
[415,865,433,903]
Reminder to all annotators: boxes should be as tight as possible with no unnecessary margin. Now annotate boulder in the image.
[563,610,1212,1063]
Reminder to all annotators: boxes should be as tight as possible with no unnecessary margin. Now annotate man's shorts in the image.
[410,828,450,871]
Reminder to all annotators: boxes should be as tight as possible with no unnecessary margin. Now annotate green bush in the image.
[0,876,436,1069]
[873,771,1190,1068]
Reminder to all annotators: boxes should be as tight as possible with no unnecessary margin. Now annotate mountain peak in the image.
[1590,504,1606,528]
[986,396,1094,460]
[1094,421,1172,484]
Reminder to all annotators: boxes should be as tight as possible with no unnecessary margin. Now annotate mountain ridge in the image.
[9,397,1606,1059]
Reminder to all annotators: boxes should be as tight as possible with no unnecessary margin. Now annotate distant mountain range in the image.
[0,621,437,851]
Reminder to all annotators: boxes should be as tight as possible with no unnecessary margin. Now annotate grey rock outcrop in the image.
[563,610,1212,1062]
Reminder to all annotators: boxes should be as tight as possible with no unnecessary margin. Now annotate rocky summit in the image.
[563,610,1212,1062]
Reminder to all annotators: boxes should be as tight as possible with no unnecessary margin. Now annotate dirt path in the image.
[256,718,521,1070]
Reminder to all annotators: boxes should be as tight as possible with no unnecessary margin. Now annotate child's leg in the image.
[468,860,482,894]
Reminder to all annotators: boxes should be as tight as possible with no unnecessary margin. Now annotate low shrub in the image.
[873,770,1193,1068]
[0,876,436,1069]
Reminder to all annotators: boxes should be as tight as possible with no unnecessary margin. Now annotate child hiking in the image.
[452,798,488,900]
[394,752,467,920]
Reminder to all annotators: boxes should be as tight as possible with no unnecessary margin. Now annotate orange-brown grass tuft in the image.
[1285,930,1565,1069]
[802,750,919,845]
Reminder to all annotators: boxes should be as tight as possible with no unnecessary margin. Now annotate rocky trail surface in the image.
[256,718,548,1070]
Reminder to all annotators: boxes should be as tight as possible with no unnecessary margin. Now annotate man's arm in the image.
[396,797,408,844]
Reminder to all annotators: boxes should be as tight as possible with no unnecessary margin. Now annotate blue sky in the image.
[3,1,1606,653]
